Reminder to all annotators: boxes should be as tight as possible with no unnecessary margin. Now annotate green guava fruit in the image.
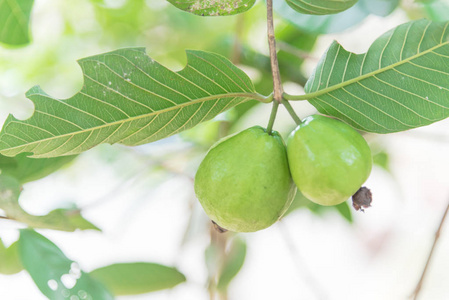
[194,126,296,232]
[287,115,372,206]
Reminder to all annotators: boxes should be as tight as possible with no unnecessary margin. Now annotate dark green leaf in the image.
[0,239,23,275]
[216,237,246,291]
[275,0,399,34]
[18,229,113,300]
[90,263,186,296]
[0,0,33,46]
[166,0,256,16]
[0,48,266,158]
[285,0,357,15]
[0,153,76,184]
[302,19,449,133]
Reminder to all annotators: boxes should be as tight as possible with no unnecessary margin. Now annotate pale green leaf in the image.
[0,175,98,231]
[0,239,23,275]
[166,0,256,16]
[301,19,449,133]
[90,263,186,296]
[286,0,357,15]
[422,0,449,21]
[275,0,398,34]
[0,48,264,158]
[18,229,113,300]
[0,0,33,46]
[216,237,246,291]
[0,154,76,184]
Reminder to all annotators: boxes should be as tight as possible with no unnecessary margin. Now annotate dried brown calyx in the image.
[352,187,372,212]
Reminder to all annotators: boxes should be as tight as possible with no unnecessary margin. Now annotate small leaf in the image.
[303,19,449,133]
[0,239,23,275]
[275,0,399,34]
[285,190,353,223]
[21,208,100,232]
[0,175,97,231]
[0,0,33,46]
[18,229,113,300]
[0,175,22,213]
[335,201,353,223]
[422,0,449,21]
[0,154,76,184]
[216,237,246,291]
[90,263,186,296]
[285,0,357,15]
[373,150,390,171]
[0,48,265,158]
[166,0,256,16]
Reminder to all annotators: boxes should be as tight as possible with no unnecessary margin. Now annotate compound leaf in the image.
[286,0,357,15]
[302,19,449,133]
[166,0,256,16]
[0,48,264,158]
[0,0,33,46]
[90,263,186,296]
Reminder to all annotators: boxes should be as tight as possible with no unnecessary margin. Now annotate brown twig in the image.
[266,0,283,103]
[411,200,449,300]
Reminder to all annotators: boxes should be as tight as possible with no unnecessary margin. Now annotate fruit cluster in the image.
[194,115,372,232]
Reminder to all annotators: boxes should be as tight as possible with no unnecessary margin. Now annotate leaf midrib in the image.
[294,41,449,101]
[1,92,265,153]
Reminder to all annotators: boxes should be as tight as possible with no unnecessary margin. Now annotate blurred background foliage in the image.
[1,0,449,299]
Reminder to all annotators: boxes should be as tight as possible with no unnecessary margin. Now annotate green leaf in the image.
[286,0,357,15]
[0,153,76,184]
[90,263,186,296]
[0,174,22,214]
[216,237,246,291]
[422,0,449,21]
[0,48,265,158]
[0,239,23,275]
[0,0,33,46]
[285,189,353,223]
[166,0,256,16]
[373,150,390,171]
[335,201,353,223]
[0,175,98,231]
[18,229,113,300]
[21,208,101,232]
[275,0,399,34]
[301,19,449,133]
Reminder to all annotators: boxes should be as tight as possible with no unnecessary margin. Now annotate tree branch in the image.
[411,199,449,300]
[266,0,283,103]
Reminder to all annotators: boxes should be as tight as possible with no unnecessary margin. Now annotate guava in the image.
[287,115,372,206]
[194,126,296,232]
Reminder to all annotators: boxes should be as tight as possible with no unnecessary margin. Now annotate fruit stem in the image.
[282,99,301,125]
[266,0,283,103]
[267,101,280,134]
